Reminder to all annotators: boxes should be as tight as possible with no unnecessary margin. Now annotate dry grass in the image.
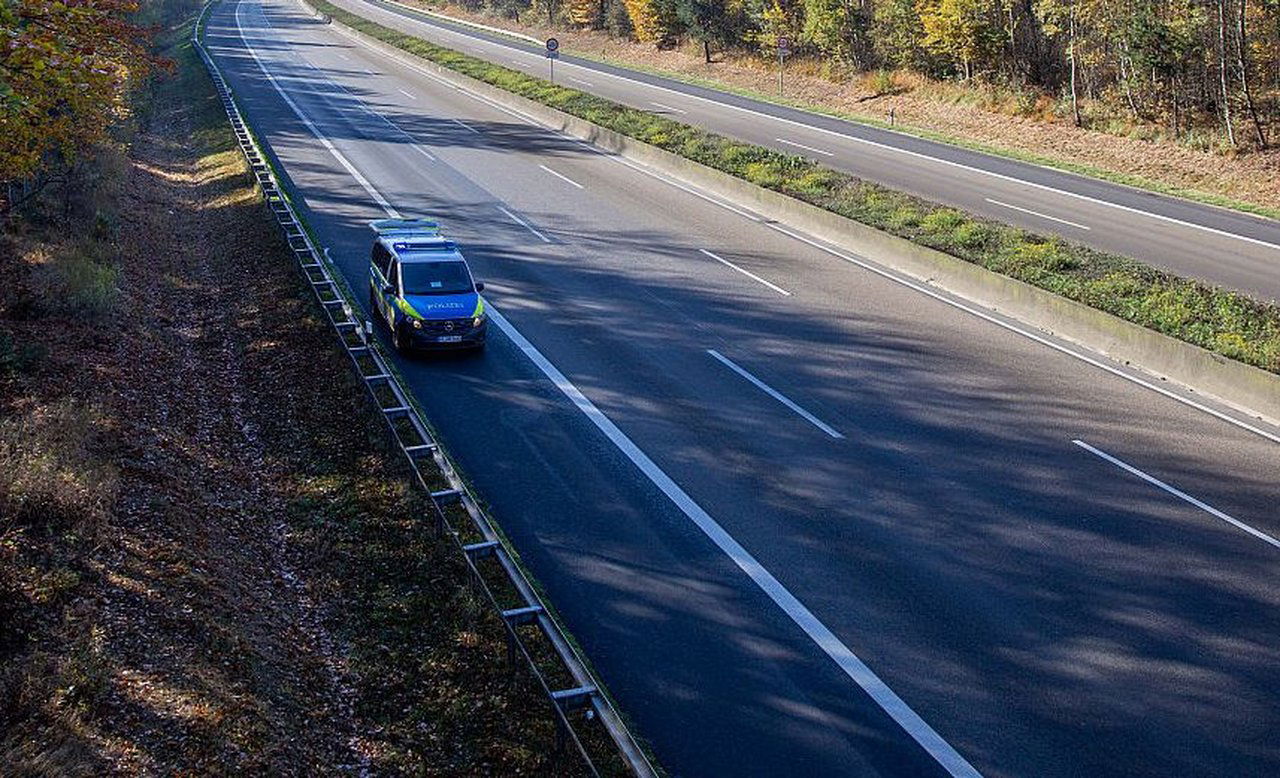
[402,0,1280,213]
[0,0,590,773]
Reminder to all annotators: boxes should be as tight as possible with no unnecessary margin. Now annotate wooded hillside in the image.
[478,0,1280,149]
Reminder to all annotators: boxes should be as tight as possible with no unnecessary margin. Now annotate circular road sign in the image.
[546,37,560,52]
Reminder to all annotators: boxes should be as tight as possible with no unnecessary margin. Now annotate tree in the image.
[0,0,154,183]
[623,0,677,41]
[676,0,748,61]
[872,0,928,70]
[919,0,1000,79]
[568,0,603,26]
[1035,0,1089,124]
[750,0,807,54]
[1235,0,1267,147]
[802,0,873,68]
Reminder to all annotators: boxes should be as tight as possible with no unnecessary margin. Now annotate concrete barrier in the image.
[302,0,1280,427]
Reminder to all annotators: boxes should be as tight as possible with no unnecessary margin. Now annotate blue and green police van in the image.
[368,219,487,353]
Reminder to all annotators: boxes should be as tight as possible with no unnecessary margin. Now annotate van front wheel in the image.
[392,323,412,354]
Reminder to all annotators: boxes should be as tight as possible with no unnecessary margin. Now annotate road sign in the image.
[776,37,790,97]
[546,37,560,83]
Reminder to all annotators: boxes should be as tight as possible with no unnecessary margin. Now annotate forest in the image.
[468,0,1280,149]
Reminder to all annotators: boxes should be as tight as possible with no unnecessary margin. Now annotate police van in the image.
[368,219,487,353]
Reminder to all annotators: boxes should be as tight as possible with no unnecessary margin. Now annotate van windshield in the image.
[401,261,473,296]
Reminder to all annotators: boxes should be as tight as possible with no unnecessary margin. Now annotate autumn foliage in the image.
[0,0,155,186]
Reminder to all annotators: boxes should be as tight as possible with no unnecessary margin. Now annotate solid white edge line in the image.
[315,8,767,225]
[985,198,1090,230]
[699,248,791,296]
[374,0,543,44]
[499,206,551,242]
[234,0,402,218]
[231,7,982,772]
[707,349,843,439]
[777,137,834,157]
[539,163,585,189]
[571,77,595,86]
[761,222,1280,446]
[486,309,975,777]
[320,0,1280,447]
[1072,440,1280,551]
[258,4,438,163]
[364,0,1280,253]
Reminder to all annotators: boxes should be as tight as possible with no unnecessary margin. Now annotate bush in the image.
[309,0,1280,375]
[0,400,117,533]
[0,332,45,376]
[29,247,120,318]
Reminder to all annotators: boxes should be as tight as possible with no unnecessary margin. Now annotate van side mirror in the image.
[474,281,485,292]
[382,283,395,296]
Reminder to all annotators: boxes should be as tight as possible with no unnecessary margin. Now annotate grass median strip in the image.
[313,0,1280,376]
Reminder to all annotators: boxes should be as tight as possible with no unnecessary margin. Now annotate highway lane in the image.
[209,0,1280,774]
[327,0,1280,303]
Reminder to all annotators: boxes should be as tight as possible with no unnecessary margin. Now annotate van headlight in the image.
[411,319,423,329]
[472,314,487,328]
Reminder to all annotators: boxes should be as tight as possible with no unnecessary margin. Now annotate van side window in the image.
[387,257,400,294]
[371,243,393,278]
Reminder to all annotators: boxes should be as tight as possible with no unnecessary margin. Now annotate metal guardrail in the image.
[191,4,656,775]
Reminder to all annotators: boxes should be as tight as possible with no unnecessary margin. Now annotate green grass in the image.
[406,1,1280,222]
[29,248,121,318]
[567,56,1280,222]
[313,0,1280,375]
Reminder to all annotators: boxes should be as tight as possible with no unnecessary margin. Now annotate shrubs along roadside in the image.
[313,0,1280,375]
[0,0,604,772]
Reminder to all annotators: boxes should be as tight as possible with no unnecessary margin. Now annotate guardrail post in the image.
[193,5,655,772]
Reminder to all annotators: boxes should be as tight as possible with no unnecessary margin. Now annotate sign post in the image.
[545,37,560,84]
[776,37,791,98]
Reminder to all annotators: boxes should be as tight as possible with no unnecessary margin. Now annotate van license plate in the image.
[437,335,463,343]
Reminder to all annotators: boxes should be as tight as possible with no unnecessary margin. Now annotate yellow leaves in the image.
[0,0,153,182]
[567,0,599,26]
[622,0,665,41]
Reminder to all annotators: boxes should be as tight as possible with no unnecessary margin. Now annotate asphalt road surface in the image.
[321,0,1280,304]
[207,0,1280,774]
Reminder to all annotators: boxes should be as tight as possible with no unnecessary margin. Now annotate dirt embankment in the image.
[407,0,1280,214]
[0,2,577,773]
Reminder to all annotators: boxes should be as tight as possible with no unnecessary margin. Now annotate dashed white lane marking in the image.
[649,101,686,114]
[1073,440,1280,551]
[777,137,834,157]
[708,350,843,439]
[986,198,1091,230]
[699,249,790,296]
[499,206,551,242]
[539,164,584,189]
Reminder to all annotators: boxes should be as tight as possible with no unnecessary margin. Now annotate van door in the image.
[371,242,394,319]
[385,256,400,328]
